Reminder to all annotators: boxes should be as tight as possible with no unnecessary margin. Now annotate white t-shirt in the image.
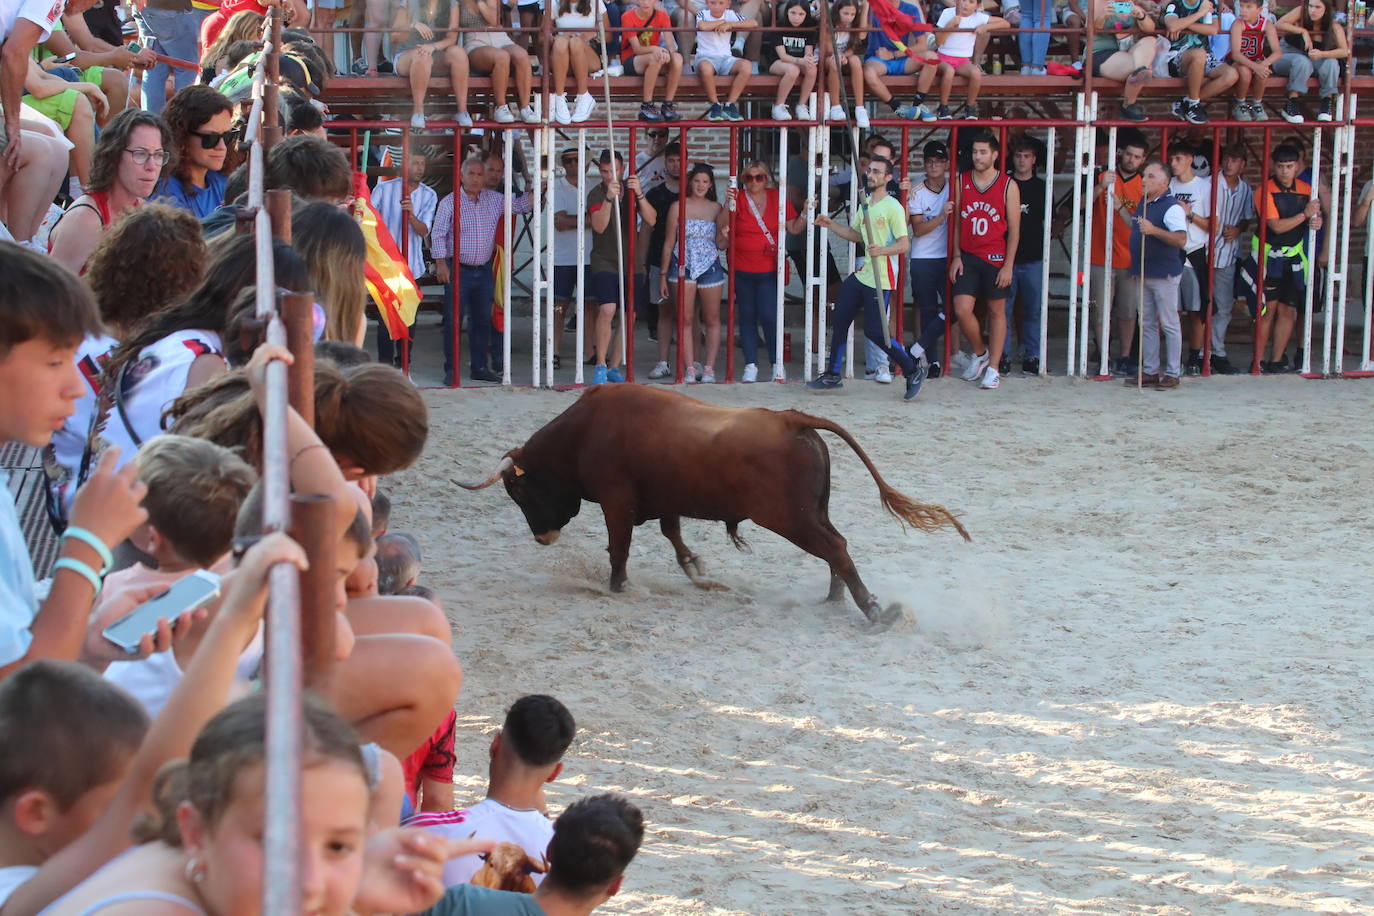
[553,178,596,267]
[694,7,742,58]
[407,798,554,889]
[0,0,64,45]
[0,864,38,906]
[1168,175,1211,252]
[44,333,117,522]
[554,0,603,30]
[636,150,669,191]
[0,471,37,668]
[1160,202,1188,234]
[935,8,988,59]
[908,177,950,259]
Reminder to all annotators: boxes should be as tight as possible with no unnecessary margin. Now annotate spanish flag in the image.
[492,215,506,334]
[351,172,421,343]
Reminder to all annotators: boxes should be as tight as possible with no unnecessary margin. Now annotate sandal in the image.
[1126,66,1151,86]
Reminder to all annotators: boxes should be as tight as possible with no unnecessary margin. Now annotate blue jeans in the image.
[1004,261,1043,360]
[139,8,208,114]
[604,2,625,56]
[828,276,917,377]
[1018,0,1051,68]
[909,257,948,358]
[735,271,778,366]
[443,263,498,379]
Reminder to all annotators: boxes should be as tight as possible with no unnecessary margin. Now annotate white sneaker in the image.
[648,360,671,379]
[949,350,971,374]
[572,93,596,122]
[410,112,426,129]
[794,103,811,121]
[855,107,871,128]
[827,104,847,122]
[553,95,572,125]
[961,350,990,381]
[772,365,786,381]
[874,366,893,384]
[979,366,1001,389]
[701,364,715,383]
[742,362,758,383]
[520,104,540,123]
[607,60,623,77]
[455,111,473,127]
[772,103,792,121]
[493,105,516,123]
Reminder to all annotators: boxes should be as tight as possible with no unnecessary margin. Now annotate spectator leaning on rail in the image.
[1273,0,1347,124]
[432,155,534,385]
[1126,160,1189,390]
[1087,0,1158,122]
[371,152,438,365]
[1090,128,1148,377]
[906,139,953,379]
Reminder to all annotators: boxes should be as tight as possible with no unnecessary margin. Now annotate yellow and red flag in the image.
[350,171,421,343]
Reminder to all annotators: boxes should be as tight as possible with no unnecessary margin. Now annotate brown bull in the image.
[455,385,969,625]
[469,841,547,893]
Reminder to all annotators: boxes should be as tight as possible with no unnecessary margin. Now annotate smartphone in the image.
[1111,0,1134,14]
[102,570,221,654]
[126,41,143,54]
[50,52,78,64]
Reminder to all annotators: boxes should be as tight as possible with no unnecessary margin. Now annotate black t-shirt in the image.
[646,182,679,265]
[1013,175,1046,264]
[767,26,815,60]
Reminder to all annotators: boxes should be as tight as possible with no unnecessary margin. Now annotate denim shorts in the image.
[695,53,744,75]
[668,257,725,290]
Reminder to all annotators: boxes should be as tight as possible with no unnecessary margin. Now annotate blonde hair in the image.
[136,435,258,567]
[292,201,367,344]
[201,10,265,70]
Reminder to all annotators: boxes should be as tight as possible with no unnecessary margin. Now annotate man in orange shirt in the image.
[1088,130,1147,376]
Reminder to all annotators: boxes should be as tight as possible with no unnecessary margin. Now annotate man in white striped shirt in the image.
[371,154,438,364]
[1209,145,1256,375]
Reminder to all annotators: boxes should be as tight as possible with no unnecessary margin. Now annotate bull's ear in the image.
[478,851,490,862]
[512,464,526,477]
[505,447,526,478]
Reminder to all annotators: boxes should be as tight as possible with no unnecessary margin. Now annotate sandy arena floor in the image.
[385,373,1374,915]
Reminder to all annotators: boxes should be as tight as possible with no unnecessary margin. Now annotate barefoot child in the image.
[1228,0,1281,120]
[917,0,1008,121]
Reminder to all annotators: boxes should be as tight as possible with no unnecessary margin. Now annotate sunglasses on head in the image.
[195,128,240,149]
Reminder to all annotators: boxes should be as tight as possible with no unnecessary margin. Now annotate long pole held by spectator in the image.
[593,11,629,364]
[1135,213,1144,390]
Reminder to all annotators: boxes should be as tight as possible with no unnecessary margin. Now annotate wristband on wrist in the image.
[53,557,103,593]
[60,526,113,575]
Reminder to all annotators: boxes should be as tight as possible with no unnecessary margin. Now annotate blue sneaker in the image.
[919,105,937,122]
[723,102,743,121]
[894,103,920,120]
[705,102,725,121]
[903,360,927,401]
[606,367,624,383]
[592,364,608,385]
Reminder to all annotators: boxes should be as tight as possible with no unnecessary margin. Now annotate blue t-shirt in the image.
[0,471,38,667]
[421,884,546,916]
[866,0,925,58]
[155,171,228,219]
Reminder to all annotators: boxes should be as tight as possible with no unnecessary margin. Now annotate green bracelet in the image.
[52,557,103,594]
[61,526,113,575]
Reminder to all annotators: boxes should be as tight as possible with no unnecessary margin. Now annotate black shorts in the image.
[954,253,1010,301]
[553,265,578,300]
[590,270,622,306]
[1263,266,1306,309]
[1090,48,1116,77]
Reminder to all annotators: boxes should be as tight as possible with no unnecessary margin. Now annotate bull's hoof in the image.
[861,599,904,631]
[609,578,627,593]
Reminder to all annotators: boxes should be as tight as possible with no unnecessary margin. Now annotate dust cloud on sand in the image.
[388,376,1373,915]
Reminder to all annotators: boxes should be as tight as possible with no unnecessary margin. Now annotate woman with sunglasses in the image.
[726,161,805,382]
[49,110,173,276]
[155,86,236,218]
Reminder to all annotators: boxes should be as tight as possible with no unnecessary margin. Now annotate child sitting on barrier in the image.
[822,0,870,126]
[862,0,926,120]
[693,0,755,121]
[916,0,1008,121]
[1273,0,1348,123]
[1228,0,1281,121]
[620,0,684,122]
[1157,0,1236,125]
[765,0,820,122]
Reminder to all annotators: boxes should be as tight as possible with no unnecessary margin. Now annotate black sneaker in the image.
[927,360,942,379]
[1120,103,1147,122]
[936,104,953,120]
[913,91,927,108]
[1261,358,1292,375]
[998,355,1011,375]
[1318,97,1335,122]
[806,372,844,391]
[961,103,980,120]
[1282,98,1304,124]
[1021,357,1039,375]
[661,101,680,121]
[903,361,927,400]
[1110,357,1129,378]
[1208,354,1239,375]
[638,101,663,122]
[1185,101,1208,124]
[1185,350,1203,376]
[722,102,743,121]
[1171,99,1190,121]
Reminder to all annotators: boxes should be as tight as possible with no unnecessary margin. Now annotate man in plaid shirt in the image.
[432,156,533,384]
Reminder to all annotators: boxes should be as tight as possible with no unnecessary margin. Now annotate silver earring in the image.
[184,856,207,883]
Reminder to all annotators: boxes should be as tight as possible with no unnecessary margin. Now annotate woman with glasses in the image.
[48,110,173,276]
[727,161,805,382]
[155,86,235,218]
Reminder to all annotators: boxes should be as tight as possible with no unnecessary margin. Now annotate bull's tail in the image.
[789,412,972,542]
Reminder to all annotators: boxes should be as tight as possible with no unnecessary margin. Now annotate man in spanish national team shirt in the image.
[950,130,1020,390]
[807,155,928,401]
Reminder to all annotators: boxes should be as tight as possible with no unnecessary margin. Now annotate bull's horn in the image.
[451,455,515,490]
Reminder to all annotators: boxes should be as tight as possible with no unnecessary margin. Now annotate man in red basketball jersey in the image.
[949,130,1020,389]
